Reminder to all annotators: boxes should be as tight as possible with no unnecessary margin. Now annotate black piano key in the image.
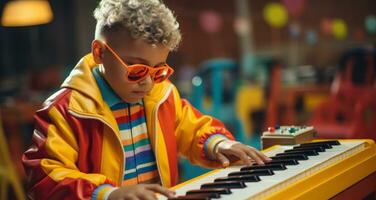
[168,194,212,200]
[298,143,332,149]
[214,175,261,182]
[241,164,287,171]
[293,146,326,152]
[261,159,299,165]
[271,154,308,160]
[228,169,274,176]
[201,181,246,189]
[182,193,220,199]
[186,188,232,195]
[280,150,319,156]
[301,140,340,146]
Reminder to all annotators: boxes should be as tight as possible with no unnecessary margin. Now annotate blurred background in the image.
[0,0,375,199]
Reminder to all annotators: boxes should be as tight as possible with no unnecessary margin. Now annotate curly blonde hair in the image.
[94,0,182,50]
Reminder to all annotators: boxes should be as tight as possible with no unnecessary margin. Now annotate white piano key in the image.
[158,141,365,200]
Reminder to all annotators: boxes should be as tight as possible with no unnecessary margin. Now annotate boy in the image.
[22,0,270,199]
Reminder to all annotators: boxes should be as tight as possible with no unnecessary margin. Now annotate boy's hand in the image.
[108,184,175,200]
[215,140,272,167]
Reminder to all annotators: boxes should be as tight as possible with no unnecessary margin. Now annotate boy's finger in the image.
[146,184,175,198]
[254,149,272,162]
[245,150,264,165]
[138,191,157,200]
[233,148,254,165]
[246,146,272,163]
[216,152,230,167]
[229,148,253,166]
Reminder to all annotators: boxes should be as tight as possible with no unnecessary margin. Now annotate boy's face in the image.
[92,31,170,103]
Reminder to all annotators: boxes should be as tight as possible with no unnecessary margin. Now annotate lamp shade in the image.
[1,0,53,27]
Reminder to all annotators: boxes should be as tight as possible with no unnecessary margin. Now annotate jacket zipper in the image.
[68,110,125,185]
[152,85,174,187]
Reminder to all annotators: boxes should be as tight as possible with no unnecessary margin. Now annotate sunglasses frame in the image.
[102,42,174,83]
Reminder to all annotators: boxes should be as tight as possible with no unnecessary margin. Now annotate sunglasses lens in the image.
[126,64,172,83]
[153,68,170,83]
[128,66,148,81]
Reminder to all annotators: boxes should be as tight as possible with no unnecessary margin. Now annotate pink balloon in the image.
[282,0,306,18]
[199,10,223,34]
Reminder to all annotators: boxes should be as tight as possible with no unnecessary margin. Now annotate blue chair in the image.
[190,58,245,141]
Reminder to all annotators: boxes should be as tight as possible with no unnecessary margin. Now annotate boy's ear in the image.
[92,40,104,64]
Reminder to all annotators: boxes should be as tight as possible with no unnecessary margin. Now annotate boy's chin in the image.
[122,96,143,103]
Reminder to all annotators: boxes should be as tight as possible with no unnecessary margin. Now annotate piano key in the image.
[280,150,319,156]
[214,175,261,182]
[301,140,340,146]
[228,169,274,176]
[299,143,332,149]
[186,188,232,195]
[201,181,247,189]
[182,193,220,199]
[241,164,287,171]
[292,146,326,152]
[168,194,212,200]
[261,159,299,165]
[271,154,308,160]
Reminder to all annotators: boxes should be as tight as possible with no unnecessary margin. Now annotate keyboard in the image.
[160,139,376,200]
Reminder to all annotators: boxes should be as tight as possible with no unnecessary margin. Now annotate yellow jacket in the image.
[22,54,234,200]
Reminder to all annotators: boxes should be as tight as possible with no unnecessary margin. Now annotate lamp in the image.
[1,0,53,27]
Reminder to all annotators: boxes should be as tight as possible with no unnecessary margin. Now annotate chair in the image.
[309,48,376,140]
[0,112,26,200]
[235,85,265,137]
[309,81,376,140]
[190,59,243,137]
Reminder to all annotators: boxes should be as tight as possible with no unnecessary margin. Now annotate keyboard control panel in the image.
[261,125,317,149]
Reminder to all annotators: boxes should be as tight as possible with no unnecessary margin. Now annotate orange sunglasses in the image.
[102,42,174,83]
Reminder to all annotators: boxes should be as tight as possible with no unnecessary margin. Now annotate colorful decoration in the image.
[234,17,250,36]
[365,15,376,34]
[199,10,223,34]
[305,30,318,44]
[288,22,301,38]
[263,2,288,28]
[331,18,347,40]
[320,18,333,35]
[282,0,306,18]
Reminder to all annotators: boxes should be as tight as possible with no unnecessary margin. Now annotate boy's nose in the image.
[138,74,154,86]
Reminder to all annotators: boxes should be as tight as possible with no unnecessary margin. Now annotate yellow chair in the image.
[0,113,25,200]
[235,85,265,137]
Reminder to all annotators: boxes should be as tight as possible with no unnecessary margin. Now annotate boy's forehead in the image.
[103,31,170,65]
[105,30,168,52]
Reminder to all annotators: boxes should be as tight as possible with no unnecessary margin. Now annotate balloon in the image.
[365,15,376,34]
[320,18,333,35]
[263,3,288,28]
[199,10,223,33]
[282,0,306,18]
[332,18,347,40]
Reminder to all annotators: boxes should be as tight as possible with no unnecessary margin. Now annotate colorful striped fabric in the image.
[92,67,160,199]
[111,102,160,186]
[204,134,228,159]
